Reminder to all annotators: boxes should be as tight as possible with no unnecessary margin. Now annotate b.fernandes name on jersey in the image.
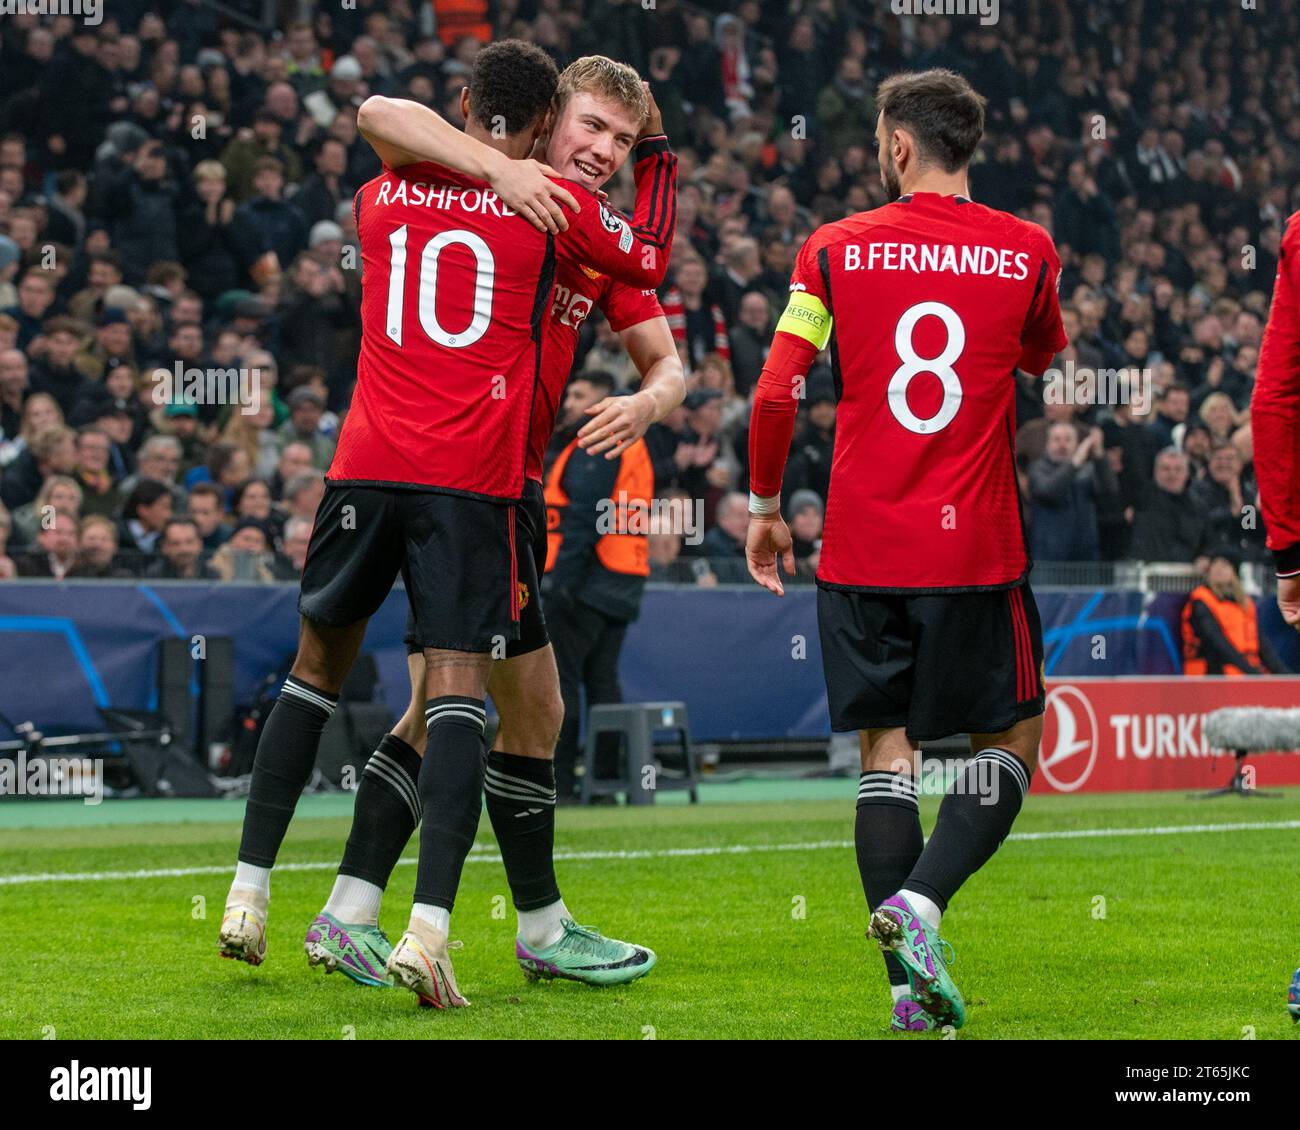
[840,241,1032,280]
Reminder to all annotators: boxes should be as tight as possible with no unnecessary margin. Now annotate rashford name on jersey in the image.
[371,176,517,216]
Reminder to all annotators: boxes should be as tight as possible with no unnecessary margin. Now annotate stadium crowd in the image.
[0,0,1298,584]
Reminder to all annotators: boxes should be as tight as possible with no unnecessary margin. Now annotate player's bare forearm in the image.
[356,96,577,232]
[358,96,495,177]
[579,318,684,458]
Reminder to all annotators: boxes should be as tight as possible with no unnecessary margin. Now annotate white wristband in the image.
[748,491,781,516]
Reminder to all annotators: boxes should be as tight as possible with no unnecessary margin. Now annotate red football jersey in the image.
[528,261,663,480]
[1252,213,1300,571]
[329,139,675,501]
[770,192,1066,591]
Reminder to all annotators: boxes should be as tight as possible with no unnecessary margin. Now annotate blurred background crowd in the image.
[1,0,1298,585]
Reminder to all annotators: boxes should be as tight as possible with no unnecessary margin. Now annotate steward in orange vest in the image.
[543,432,652,622]
[1181,556,1285,675]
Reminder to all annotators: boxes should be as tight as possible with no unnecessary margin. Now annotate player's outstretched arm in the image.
[579,316,685,459]
[356,95,578,233]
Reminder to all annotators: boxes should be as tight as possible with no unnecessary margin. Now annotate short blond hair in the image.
[555,56,648,128]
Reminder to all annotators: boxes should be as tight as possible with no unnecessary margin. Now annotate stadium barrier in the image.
[0,580,1297,761]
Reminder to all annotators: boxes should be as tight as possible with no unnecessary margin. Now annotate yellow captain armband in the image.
[775,289,833,350]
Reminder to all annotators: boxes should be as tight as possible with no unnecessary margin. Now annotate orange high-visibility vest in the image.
[434,0,492,46]
[544,437,652,577]
[1181,584,1261,675]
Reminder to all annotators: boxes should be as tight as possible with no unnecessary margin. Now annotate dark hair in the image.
[467,39,559,136]
[161,517,199,542]
[189,481,224,507]
[232,477,271,513]
[572,370,616,397]
[124,478,172,520]
[876,69,986,173]
[207,441,246,480]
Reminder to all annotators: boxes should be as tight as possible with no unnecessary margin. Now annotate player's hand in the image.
[639,82,665,140]
[746,514,795,597]
[578,391,656,459]
[487,156,580,234]
[1279,576,1300,631]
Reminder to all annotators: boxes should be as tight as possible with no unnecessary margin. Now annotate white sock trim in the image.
[971,747,1031,800]
[232,862,271,900]
[518,898,569,950]
[411,903,450,936]
[899,888,942,931]
[323,875,383,925]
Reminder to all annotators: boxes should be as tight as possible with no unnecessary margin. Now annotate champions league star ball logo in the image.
[1038,685,1098,793]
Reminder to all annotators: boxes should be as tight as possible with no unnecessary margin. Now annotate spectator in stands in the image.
[1181,421,1213,481]
[275,515,312,579]
[663,255,729,370]
[97,139,180,283]
[0,347,29,447]
[1190,443,1252,553]
[787,488,823,575]
[699,491,749,559]
[1029,423,1118,562]
[293,137,353,228]
[3,271,57,351]
[220,109,303,203]
[117,479,173,557]
[209,518,276,582]
[72,426,121,518]
[177,161,240,302]
[187,481,231,553]
[10,474,82,547]
[16,508,78,578]
[233,478,283,543]
[117,435,186,511]
[0,503,16,579]
[728,290,772,397]
[1146,383,1191,450]
[281,469,325,522]
[1129,448,1212,564]
[71,515,127,578]
[277,386,336,468]
[146,518,217,580]
[1181,551,1287,675]
[783,384,836,509]
[28,317,97,417]
[1,422,76,510]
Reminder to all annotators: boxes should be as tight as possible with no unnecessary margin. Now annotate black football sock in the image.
[238,676,338,868]
[855,770,924,989]
[484,750,560,911]
[412,697,487,910]
[338,734,423,887]
[903,748,1032,912]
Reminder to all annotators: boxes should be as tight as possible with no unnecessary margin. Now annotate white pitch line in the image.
[0,820,1298,888]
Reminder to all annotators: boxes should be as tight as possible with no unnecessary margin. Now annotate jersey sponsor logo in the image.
[551,283,594,329]
[1039,684,1099,792]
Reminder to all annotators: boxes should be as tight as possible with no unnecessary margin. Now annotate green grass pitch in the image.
[2,781,1298,1040]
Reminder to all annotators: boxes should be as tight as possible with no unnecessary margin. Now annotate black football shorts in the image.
[817,580,1045,741]
[401,479,549,658]
[299,483,526,653]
